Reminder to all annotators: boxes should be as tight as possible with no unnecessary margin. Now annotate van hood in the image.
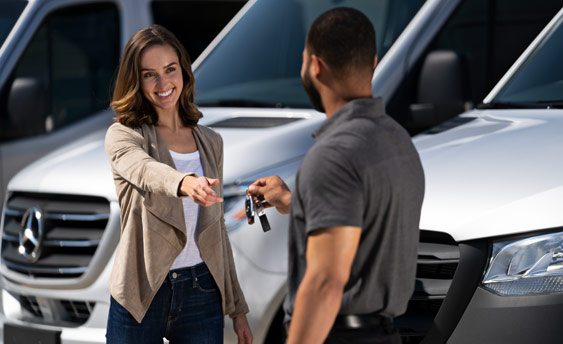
[7,108,323,202]
[414,109,563,242]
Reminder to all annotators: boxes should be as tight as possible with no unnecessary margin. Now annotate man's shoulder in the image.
[298,139,352,183]
[317,118,375,152]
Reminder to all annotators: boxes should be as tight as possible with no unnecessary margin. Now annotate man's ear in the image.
[373,55,378,69]
[310,54,322,77]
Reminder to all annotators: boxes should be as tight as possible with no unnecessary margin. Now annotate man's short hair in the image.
[306,7,376,77]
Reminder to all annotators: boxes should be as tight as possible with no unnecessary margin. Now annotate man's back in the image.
[286,97,425,318]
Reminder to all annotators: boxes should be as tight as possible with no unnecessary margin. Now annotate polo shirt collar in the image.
[313,97,385,139]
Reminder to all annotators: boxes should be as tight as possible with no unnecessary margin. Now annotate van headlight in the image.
[223,183,249,232]
[482,231,563,295]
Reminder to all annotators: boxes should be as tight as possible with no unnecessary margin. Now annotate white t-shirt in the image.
[169,150,204,270]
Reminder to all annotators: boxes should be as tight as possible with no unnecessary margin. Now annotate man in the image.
[248,7,425,344]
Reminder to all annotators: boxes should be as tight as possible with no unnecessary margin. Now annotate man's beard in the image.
[302,67,325,113]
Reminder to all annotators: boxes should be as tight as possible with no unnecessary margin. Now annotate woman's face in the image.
[140,44,183,115]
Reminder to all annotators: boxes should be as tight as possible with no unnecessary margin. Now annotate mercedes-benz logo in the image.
[18,207,44,262]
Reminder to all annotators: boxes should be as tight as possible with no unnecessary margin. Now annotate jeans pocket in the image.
[195,271,218,293]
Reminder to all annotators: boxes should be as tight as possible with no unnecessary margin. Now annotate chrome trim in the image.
[3,234,20,242]
[4,208,24,217]
[44,239,100,248]
[4,208,109,221]
[2,234,100,248]
[46,213,110,221]
[3,261,87,275]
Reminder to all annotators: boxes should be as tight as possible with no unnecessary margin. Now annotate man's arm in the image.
[287,226,361,344]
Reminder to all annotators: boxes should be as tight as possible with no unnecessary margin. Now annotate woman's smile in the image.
[156,88,174,98]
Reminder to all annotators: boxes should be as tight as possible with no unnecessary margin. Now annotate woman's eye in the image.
[167,67,176,73]
[143,73,154,79]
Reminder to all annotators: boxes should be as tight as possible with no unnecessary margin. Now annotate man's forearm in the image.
[287,274,344,344]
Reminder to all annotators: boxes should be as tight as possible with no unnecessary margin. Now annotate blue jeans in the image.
[106,263,223,344]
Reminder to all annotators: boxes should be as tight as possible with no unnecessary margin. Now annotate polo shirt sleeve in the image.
[297,144,364,234]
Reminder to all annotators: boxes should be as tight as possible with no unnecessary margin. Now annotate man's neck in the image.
[317,73,373,118]
[324,98,350,118]
[323,92,373,118]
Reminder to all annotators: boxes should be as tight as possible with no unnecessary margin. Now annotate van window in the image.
[194,0,424,109]
[493,16,563,104]
[387,0,563,134]
[432,0,562,105]
[152,0,246,62]
[0,3,119,142]
[0,0,26,47]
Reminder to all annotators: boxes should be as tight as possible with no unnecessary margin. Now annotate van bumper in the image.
[421,239,563,344]
[447,287,563,343]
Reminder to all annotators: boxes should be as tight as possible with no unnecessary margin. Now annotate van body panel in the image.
[415,109,563,242]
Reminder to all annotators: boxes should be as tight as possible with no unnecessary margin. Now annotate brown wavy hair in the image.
[111,25,202,128]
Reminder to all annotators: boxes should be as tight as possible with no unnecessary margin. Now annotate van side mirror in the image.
[410,50,466,132]
[8,77,50,134]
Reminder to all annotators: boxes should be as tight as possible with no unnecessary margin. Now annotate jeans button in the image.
[172,272,178,279]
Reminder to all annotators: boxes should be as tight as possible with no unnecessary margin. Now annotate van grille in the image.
[1,193,109,278]
[397,231,459,343]
[14,293,95,326]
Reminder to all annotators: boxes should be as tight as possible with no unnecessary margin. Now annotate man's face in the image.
[301,48,325,113]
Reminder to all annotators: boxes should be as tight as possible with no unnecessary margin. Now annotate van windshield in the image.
[194,0,424,108]
[0,1,27,48]
[492,15,563,107]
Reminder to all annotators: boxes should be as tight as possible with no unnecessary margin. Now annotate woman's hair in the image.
[111,25,202,128]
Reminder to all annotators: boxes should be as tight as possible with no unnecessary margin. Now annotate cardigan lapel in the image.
[192,125,221,232]
[140,124,220,236]
[141,124,187,236]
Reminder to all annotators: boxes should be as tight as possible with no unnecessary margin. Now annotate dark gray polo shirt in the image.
[284,97,425,321]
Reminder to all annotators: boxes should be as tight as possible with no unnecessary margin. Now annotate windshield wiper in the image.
[197,99,286,108]
[477,101,547,109]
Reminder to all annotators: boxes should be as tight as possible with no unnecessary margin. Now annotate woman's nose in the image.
[155,75,165,89]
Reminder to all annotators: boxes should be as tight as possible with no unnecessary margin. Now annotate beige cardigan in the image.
[104,122,248,323]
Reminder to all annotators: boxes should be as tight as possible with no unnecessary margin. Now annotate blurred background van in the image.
[0,0,247,212]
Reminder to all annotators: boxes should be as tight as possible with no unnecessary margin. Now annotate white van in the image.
[411,6,563,342]
[1,0,562,343]
[0,0,246,212]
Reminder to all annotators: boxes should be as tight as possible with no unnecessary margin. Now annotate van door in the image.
[0,3,120,207]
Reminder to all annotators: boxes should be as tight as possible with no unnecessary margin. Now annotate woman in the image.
[104,25,252,344]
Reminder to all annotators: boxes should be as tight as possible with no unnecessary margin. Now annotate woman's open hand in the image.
[180,176,223,207]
